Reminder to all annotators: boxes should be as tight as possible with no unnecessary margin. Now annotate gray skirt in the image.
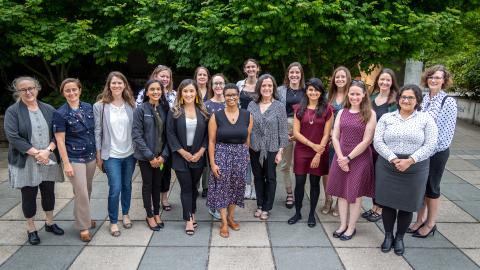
[375,155,429,212]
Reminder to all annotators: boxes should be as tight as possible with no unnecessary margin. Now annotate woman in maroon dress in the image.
[287,78,333,227]
[327,80,377,241]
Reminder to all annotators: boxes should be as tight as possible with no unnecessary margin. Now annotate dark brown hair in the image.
[171,79,209,119]
[328,66,352,104]
[100,71,135,107]
[60,78,82,94]
[344,80,372,123]
[371,68,399,104]
[254,74,278,103]
[282,62,305,89]
[420,64,453,89]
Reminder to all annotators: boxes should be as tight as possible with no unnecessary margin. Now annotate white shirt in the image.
[185,117,197,147]
[109,103,134,158]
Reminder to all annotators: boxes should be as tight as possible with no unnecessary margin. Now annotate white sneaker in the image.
[244,184,252,199]
[250,187,257,200]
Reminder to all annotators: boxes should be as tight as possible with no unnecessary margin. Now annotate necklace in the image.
[308,110,315,125]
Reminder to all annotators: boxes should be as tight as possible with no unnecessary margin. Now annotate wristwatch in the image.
[346,155,352,161]
[47,147,54,153]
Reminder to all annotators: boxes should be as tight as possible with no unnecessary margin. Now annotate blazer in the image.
[4,100,60,168]
[132,102,169,161]
[166,107,208,171]
[93,101,134,160]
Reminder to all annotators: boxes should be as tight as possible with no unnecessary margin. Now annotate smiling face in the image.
[244,60,259,78]
[427,70,445,92]
[399,89,417,113]
[196,68,209,86]
[348,85,365,106]
[181,84,197,105]
[110,76,125,98]
[154,70,171,88]
[212,75,225,96]
[224,88,239,108]
[335,70,347,89]
[288,66,302,86]
[16,79,38,104]
[146,82,163,103]
[260,78,274,101]
[62,82,81,104]
[306,85,321,102]
[378,72,392,92]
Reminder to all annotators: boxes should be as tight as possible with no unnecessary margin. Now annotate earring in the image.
[195,96,199,104]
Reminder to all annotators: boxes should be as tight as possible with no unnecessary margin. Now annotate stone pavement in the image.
[0,121,479,270]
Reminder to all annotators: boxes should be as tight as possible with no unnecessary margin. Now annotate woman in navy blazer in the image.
[166,79,209,235]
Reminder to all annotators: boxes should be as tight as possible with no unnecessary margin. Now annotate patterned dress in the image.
[326,110,374,203]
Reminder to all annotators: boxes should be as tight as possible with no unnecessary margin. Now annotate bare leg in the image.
[417,197,440,235]
[45,210,54,225]
[346,197,362,235]
[336,198,348,233]
[409,198,427,230]
[26,218,36,233]
[219,208,229,237]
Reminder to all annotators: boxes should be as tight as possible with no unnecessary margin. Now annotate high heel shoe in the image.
[412,225,436,238]
[381,232,394,253]
[406,222,424,234]
[288,213,302,225]
[146,218,160,231]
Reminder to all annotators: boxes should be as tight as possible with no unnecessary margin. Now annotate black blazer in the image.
[166,107,208,171]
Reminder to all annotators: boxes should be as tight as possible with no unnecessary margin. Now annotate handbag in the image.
[100,103,106,173]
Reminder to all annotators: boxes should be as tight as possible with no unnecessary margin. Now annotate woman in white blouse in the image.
[94,71,137,237]
[373,84,438,255]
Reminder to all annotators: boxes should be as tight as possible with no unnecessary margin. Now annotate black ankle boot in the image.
[288,212,302,225]
[394,234,405,255]
[381,232,394,253]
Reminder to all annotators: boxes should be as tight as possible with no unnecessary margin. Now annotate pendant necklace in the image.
[308,110,315,125]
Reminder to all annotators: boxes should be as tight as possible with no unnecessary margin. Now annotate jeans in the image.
[104,154,136,224]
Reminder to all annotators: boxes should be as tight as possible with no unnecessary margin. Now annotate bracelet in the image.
[346,155,352,161]
[47,147,54,153]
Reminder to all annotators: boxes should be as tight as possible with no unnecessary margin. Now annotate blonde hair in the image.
[150,65,174,92]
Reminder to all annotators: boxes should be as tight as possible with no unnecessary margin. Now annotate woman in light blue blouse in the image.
[374,84,438,255]
[408,65,457,238]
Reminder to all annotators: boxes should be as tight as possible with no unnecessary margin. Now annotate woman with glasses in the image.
[374,84,438,255]
[408,65,457,238]
[53,78,96,242]
[94,71,136,236]
[327,80,376,241]
[323,66,352,217]
[207,83,252,238]
[237,58,260,199]
[5,77,65,245]
[362,68,399,223]
[277,62,306,209]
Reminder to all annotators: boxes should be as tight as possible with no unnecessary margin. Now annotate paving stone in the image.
[0,245,82,270]
[208,247,274,270]
[446,159,479,171]
[437,223,480,248]
[234,200,266,222]
[450,170,480,185]
[210,222,270,247]
[88,220,152,246]
[131,182,142,199]
[441,183,480,201]
[468,159,480,168]
[115,198,146,221]
[0,182,20,199]
[139,246,208,270]
[273,247,343,270]
[0,246,20,266]
[149,221,210,247]
[322,222,384,248]
[462,249,480,266]
[54,182,74,199]
[268,222,331,247]
[69,246,145,270]
[336,247,412,270]
[90,180,109,199]
[0,198,20,217]
[37,220,103,246]
[404,248,479,270]
[0,220,42,245]
[0,198,70,220]
[160,195,211,222]
[436,199,477,222]
[54,198,108,221]
[454,200,480,220]
[441,170,466,184]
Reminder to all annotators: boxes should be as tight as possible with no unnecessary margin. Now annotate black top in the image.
[285,87,305,117]
[239,91,258,110]
[215,109,250,144]
[372,101,389,122]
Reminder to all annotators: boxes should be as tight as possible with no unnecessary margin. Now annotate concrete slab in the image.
[149,221,210,247]
[454,201,480,221]
[0,246,20,266]
[0,198,20,217]
[436,199,477,222]
[322,222,384,248]
[441,183,480,201]
[54,198,108,221]
[441,170,466,184]
[0,182,20,199]
[336,247,412,270]
[0,220,42,245]
[208,247,274,270]
[273,247,343,270]
[0,198,70,220]
[116,198,147,221]
[37,220,103,246]
[139,247,208,270]
[90,180,109,199]
[268,222,331,247]
[0,245,83,270]
[54,182,74,199]
[210,222,270,247]
[69,246,145,270]
[437,223,480,248]
[451,170,480,185]
[404,248,479,270]
[462,248,480,267]
[446,159,479,171]
[88,220,152,246]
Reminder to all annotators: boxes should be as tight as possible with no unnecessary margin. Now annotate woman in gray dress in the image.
[4,77,64,245]
[373,84,438,255]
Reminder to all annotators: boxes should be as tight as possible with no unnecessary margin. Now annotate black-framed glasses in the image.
[17,87,36,93]
[400,95,416,101]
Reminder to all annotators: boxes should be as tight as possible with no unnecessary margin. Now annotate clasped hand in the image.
[337,156,350,172]
[149,156,165,168]
[34,149,50,165]
[391,158,413,172]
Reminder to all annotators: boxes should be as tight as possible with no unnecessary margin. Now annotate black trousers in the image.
[138,160,164,217]
[294,174,321,216]
[175,167,203,221]
[160,158,172,193]
[250,150,278,212]
[381,205,413,236]
[21,181,55,219]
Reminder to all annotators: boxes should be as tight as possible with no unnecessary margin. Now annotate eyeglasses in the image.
[400,95,416,101]
[18,87,36,93]
[427,76,444,81]
[213,82,225,87]
[225,93,238,99]
[351,79,365,86]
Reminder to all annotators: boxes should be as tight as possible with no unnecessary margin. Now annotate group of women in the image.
[5,60,457,256]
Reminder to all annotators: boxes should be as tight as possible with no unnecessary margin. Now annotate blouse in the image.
[373,110,438,163]
[109,103,134,158]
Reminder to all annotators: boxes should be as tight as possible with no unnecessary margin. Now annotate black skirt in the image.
[375,155,429,212]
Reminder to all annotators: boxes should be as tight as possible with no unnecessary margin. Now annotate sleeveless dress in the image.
[326,110,374,203]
